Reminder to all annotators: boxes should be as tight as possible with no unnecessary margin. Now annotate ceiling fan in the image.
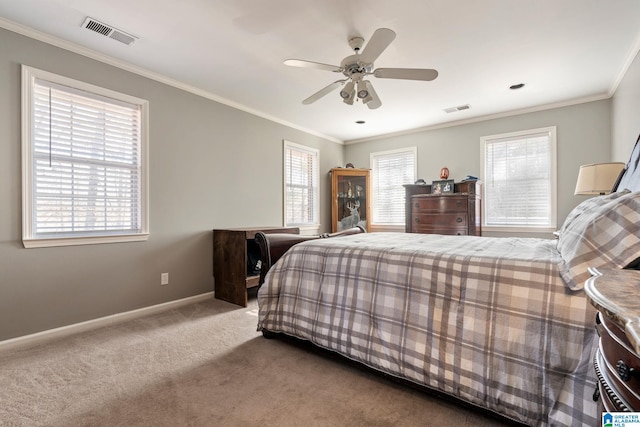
[284,28,438,109]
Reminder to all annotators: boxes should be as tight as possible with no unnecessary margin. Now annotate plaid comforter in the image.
[257,233,599,426]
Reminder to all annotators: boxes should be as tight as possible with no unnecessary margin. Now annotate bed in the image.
[256,136,640,426]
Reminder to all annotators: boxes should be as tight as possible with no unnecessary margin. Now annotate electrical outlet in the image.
[161,272,169,285]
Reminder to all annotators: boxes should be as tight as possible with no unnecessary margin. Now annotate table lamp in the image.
[574,162,625,195]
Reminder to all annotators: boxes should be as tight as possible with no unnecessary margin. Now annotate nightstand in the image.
[585,268,640,413]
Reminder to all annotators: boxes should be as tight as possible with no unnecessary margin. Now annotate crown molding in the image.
[0,17,344,145]
[345,93,610,145]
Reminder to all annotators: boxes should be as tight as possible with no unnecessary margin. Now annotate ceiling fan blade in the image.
[284,59,341,72]
[364,81,381,110]
[302,80,345,105]
[359,28,396,64]
[374,68,439,81]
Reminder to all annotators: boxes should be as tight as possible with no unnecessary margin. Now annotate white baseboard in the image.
[0,292,214,352]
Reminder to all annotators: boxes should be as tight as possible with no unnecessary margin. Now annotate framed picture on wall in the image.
[432,179,454,195]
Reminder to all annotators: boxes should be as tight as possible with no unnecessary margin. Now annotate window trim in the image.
[370,146,417,228]
[480,126,557,233]
[282,140,320,230]
[21,65,149,248]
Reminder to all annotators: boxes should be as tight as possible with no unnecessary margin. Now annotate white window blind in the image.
[284,141,319,226]
[22,66,149,247]
[371,147,416,225]
[481,127,557,230]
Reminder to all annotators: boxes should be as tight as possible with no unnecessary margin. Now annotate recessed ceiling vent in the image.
[82,17,137,46]
[443,104,471,114]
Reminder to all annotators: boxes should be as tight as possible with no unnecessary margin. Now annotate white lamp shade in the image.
[574,162,625,195]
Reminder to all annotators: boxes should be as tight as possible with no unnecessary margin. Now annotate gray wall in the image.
[1,24,638,341]
[0,28,343,340]
[612,50,640,161]
[344,100,612,237]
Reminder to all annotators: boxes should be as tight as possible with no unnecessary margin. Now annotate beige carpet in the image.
[0,294,514,427]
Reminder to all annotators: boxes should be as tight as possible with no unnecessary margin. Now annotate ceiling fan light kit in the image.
[357,80,369,99]
[340,81,356,105]
[285,28,438,109]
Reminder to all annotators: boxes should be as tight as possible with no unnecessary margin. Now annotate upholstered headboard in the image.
[612,134,640,192]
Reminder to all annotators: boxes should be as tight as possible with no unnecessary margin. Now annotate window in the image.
[22,65,149,248]
[480,127,557,231]
[370,147,417,225]
[283,141,319,228]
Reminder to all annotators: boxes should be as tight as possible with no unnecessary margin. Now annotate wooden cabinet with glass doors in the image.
[330,168,371,232]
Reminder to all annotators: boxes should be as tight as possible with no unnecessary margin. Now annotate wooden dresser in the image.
[585,269,640,414]
[404,181,481,235]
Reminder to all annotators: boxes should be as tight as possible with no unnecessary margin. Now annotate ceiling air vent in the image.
[444,104,471,114]
[82,17,137,46]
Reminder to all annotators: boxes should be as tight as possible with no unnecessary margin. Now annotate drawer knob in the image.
[415,217,420,223]
[616,360,636,382]
[456,217,463,223]
[415,202,420,208]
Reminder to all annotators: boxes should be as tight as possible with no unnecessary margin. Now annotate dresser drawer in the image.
[412,195,467,213]
[598,312,631,347]
[595,348,631,412]
[599,314,640,408]
[600,382,621,412]
[412,226,468,236]
[413,213,467,228]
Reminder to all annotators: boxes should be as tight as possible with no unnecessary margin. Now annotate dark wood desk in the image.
[213,226,299,306]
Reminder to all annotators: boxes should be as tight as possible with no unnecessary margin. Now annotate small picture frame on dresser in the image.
[432,179,454,195]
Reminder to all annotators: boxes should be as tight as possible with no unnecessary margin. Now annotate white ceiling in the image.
[1,0,639,143]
